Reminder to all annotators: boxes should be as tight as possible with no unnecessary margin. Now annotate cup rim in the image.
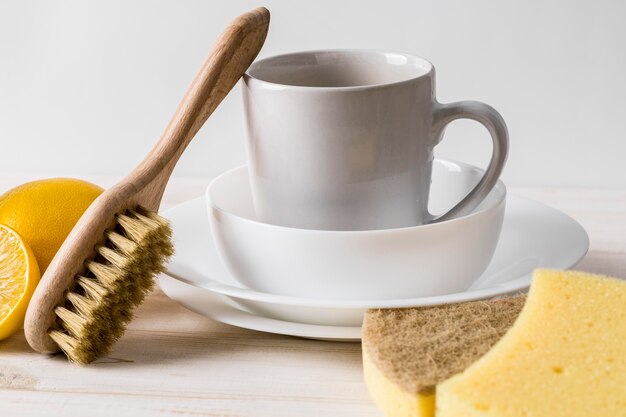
[244,49,434,92]
[206,160,507,235]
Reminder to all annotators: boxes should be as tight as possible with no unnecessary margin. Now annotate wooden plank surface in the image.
[0,176,624,416]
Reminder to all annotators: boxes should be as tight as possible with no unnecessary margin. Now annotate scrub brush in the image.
[24,7,270,364]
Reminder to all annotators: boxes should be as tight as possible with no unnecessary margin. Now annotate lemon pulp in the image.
[0,224,40,340]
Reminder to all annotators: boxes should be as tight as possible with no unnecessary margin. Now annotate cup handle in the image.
[428,101,508,223]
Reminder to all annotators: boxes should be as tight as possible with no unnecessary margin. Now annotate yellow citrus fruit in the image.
[0,178,103,273]
[0,224,40,340]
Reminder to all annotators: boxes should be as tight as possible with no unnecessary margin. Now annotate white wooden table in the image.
[0,176,624,416]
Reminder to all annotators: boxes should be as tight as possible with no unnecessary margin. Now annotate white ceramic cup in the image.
[243,50,508,230]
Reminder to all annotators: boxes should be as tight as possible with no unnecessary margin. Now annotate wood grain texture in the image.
[1,177,625,416]
[23,8,270,354]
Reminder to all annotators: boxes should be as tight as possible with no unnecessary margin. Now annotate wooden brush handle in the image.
[25,7,269,354]
[133,6,270,210]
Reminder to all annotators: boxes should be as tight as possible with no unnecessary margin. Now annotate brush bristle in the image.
[48,206,174,364]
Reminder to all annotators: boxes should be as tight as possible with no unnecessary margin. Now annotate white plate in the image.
[161,194,589,329]
[158,274,361,341]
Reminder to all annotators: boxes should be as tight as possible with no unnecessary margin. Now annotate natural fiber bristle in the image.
[49,206,173,364]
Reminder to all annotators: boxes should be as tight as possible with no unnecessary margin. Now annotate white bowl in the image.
[206,159,506,300]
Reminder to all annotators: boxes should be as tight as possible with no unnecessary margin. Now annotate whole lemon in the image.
[0,178,103,273]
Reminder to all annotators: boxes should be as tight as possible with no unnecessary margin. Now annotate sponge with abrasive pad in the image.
[362,295,526,417]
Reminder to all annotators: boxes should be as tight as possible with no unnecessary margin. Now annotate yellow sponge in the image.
[437,269,626,416]
[362,296,525,417]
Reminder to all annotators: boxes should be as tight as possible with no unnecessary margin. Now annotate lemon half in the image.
[0,224,40,340]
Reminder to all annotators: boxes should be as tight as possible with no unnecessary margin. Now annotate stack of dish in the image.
[159,159,588,341]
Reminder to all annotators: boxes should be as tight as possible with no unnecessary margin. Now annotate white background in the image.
[1,0,625,187]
